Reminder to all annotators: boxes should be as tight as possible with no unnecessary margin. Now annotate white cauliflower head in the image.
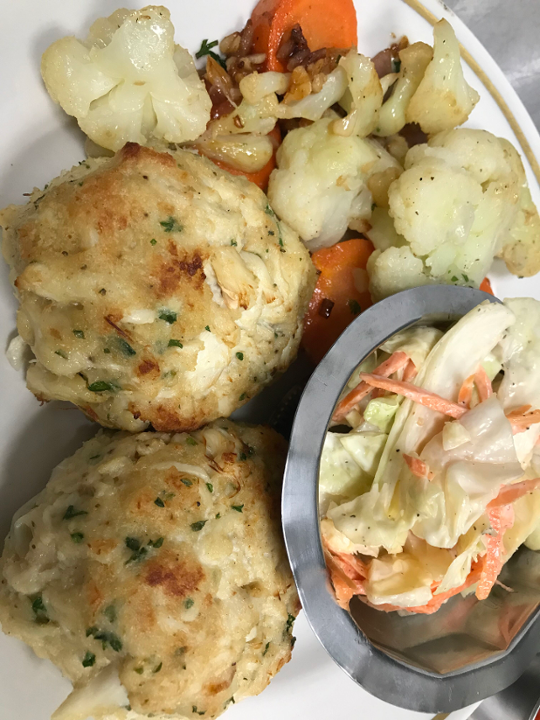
[333,51,383,138]
[268,118,401,251]
[41,6,211,151]
[368,128,540,299]
[406,19,479,134]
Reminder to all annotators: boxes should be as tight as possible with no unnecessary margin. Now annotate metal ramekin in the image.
[282,285,540,714]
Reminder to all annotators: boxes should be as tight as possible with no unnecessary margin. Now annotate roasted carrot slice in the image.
[359,373,467,419]
[488,478,540,508]
[332,351,409,421]
[251,0,358,72]
[302,239,374,365]
[476,504,515,601]
[403,453,434,480]
[480,277,494,295]
[204,126,281,191]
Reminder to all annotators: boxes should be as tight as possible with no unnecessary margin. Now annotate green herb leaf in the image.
[103,605,117,623]
[126,546,148,564]
[206,482,213,493]
[348,299,361,316]
[73,330,85,339]
[86,626,98,637]
[88,380,117,393]
[286,613,295,632]
[239,393,246,401]
[103,348,111,354]
[192,707,206,716]
[225,697,235,707]
[148,536,164,549]
[160,216,183,233]
[232,504,244,513]
[230,239,237,246]
[125,537,141,551]
[134,667,144,675]
[31,595,47,617]
[264,203,275,216]
[451,276,458,282]
[71,532,84,543]
[205,325,210,332]
[181,478,193,487]
[82,651,96,667]
[190,520,207,532]
[184,598,194,609]
[239,453,247,461]
[263,642,270,656]
[154,497,165,507]
[186,437,197,446]
[87,627,123,652]
[153,662,163,673]
[55,349,68,359]
[236,352,244,361]
[116,337,136,356]
[159,309,177,324]
[268,230,275,236]
[278,237,284,248]
[215,513,221,519]
[462,273,469,282]
[63,505,88,520]
[150,238,157,246]
[195,38,226,69]
[168,339,183,348]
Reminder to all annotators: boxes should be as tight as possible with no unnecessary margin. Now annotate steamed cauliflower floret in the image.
[333,51,383,138]
[41,6,211,151]
[1,144,315,432]
[0,423,300,720]
[268,118,401,251]
[406,19,479,134]
[368,129,540,299]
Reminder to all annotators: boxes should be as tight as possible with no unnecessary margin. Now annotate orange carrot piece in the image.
[403,453,434,481]
[332,351,409,422]
[476,504,515,601]
[488,478,540,509]
[302,239,374,365]
[359,373,467,419]
[205,126,281,191]
[480,277,494,295]
[475,366,493,402]
[323,536,367,610]
[251,0,358,72]
[402,359,418,383]
[458,374,475,408]
[507,407,540,434]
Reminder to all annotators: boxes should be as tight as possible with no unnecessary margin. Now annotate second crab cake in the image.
[1,143,316,431]
[0,421,300,720]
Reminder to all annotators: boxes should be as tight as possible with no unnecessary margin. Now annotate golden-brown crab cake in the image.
[0,422,299,720]
[1,144,316,431]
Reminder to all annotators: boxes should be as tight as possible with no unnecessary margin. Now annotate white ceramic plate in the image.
[1,1,539,719]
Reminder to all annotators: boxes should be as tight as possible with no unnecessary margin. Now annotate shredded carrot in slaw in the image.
[476,504,515,601]
[488,478,540,508]
[402,359,418,383]
[332,351,410,422]
[474,366,493,402]
[359,373,467,419]
[458,374,475,407]
[506,406,540,433]
[403,453,434,481]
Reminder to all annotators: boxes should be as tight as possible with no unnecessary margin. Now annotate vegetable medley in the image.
[321,299,540,614]
[39,0,540,364]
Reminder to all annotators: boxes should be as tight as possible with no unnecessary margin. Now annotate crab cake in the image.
[0,422,299,720]
[1,144,316,431]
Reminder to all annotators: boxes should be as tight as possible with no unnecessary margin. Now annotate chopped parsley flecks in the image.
[86,626,123,652]
[463,273,470,282]
[71,532,84,543]
[82,651,96,667]
[190,520,207,532]
[205,325,210,332]
[154,497,165,507]
[88,380,117,393]
[55,349,68,359]
[103,605,117,623]
[148,537,164,549]
[263,642,270,656]
[348,299,361,316]
[116,337,136,356]
[184,598,194,609]
[168,339,183,348]
[195,38,226,69]
[239,393,246,401]
[186,437,197,446]
[230,239,237,246]
[103,348,111,354]
[160,216,183,233]
[153,662,163,673]
[278,237,284,248]
[73,330,85,339]
[192,707,206,716]
[150,238,157,246]
[225,697,235,707]
[231,504,244,513]
[134,666,144,675]
[264,203,275,217]
[268,230,275,236]
[181,478,193,487]
[31,594,49,624]
[63,505,88,520]
[125,537,141,551]
[239,453,247,461]
[286,614,295,632]
[451,275,458,282]
[206,482,213,493]
[159,309,177,324]
[236,352,244,361]
[215,513,221,519]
